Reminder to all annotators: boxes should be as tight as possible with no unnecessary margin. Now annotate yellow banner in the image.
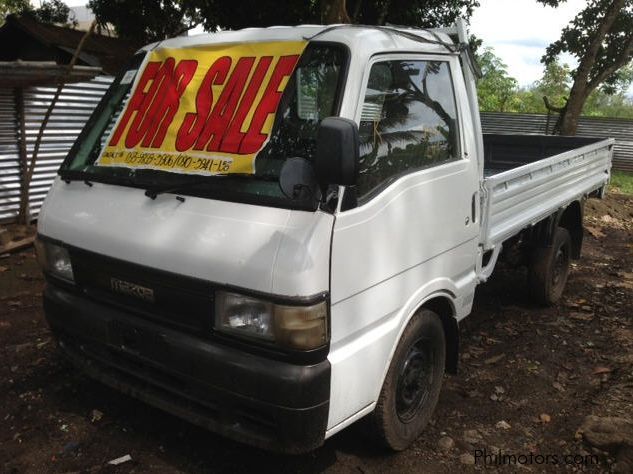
[96,41,307,175]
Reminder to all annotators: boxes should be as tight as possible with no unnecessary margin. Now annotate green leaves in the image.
[87,0,203,45]
[345,0,480,27]
[475,47,633,119]
[31,0,72,25]
[476,47,519,112]
[539,0,633,90]
[86,0,480,46]
[536,0,633,133]
[1,0,73,26]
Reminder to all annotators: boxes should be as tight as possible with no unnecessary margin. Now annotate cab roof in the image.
[140,24,459,57]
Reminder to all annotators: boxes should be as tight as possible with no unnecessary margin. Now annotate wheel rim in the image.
[552,245,569,287]
[395,337,434,423]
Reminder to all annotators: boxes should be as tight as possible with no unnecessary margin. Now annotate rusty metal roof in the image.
[0,61,102,87]
[0,14,137,75]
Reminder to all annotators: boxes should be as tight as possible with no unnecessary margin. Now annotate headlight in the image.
[34,238,74,282]
[215,291,328,350]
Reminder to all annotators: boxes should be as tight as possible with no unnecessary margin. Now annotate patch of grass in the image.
[610,170,633,195]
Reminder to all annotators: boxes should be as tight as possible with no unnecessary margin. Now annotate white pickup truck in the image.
[35,21,613,453]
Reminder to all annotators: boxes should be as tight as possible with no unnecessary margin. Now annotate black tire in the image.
[528,226,572,305]
[370,309,446,451]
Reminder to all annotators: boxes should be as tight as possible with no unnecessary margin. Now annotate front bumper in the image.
[43,284,330,453]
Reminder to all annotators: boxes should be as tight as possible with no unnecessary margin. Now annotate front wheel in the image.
[370,309,446,451]
[528,226,572,305]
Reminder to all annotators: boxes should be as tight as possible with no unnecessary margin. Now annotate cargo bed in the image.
[481,134,614,250]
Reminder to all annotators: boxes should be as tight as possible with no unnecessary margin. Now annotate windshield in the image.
[61,42,347,209]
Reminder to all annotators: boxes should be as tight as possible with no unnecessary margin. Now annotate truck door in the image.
[326,54,480,431]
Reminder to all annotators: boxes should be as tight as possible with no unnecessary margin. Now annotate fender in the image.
[533,198,584,259]
[555,199,584,259]
[372,283,461,402]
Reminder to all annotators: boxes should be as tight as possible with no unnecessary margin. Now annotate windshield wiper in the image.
[59,169,90,183]
[144,178,211,199]
[60,168,138,188]
[59,169,97,188]
[144,173,278,200]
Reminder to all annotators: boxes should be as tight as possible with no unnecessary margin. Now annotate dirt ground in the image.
[1,192,631,473]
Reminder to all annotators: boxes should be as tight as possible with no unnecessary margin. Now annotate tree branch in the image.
[588,35,633,91]
[543,96,566,113]
[573,0,626,86]
[321,0,350,24]
[173,20,200,38]
[377,0,391,25]
[22,21,97,206]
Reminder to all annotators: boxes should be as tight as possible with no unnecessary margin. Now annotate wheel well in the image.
[422,296,459,375]
[525,200,584,260]
[558,200,583,259]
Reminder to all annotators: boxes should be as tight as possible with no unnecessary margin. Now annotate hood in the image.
[38,178,333,297]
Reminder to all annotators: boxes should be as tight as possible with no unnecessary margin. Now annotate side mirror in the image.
[315,117,359,187]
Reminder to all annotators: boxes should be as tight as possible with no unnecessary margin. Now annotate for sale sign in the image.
[96,41,307,175]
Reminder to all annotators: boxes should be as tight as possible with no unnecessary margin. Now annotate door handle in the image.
[471,192,478,224]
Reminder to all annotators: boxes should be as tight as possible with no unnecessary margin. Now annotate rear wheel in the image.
[529,226,572,305]
[370,309,445,451]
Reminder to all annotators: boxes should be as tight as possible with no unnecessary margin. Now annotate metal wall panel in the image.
[481,112,633,173]
[0,76,113,223]
[0,89,21,222]
[22,76,113,219]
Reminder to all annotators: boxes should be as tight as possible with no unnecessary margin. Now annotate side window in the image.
[356,59,460,199]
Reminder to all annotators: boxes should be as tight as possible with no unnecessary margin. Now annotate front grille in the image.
[69,247,214,334]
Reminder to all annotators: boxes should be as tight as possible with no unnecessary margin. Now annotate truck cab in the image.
[36,23,612,453]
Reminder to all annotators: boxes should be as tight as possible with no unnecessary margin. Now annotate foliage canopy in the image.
[476,47,633,119]
[86,0,479,45]
[0,0,73,26]
[536,0,633,133]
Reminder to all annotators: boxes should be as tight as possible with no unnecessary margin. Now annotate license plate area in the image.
[108,320,168,362]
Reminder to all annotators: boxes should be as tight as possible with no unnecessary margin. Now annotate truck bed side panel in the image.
[482,139,614,249]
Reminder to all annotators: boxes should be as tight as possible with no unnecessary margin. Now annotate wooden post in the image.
[543,96,565,136]
[15,88,30,225]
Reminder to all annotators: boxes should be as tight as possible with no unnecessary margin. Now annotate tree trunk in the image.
[377,0,391,25]
[554,0,625,136]
[321,0,350,24]
[557,83,591,136]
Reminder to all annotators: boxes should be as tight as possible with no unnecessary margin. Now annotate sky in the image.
[469,0,586,88]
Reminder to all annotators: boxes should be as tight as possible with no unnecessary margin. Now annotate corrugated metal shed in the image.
[576,118,633,173]
[0,76,113,223]
[0,61,101,88]
[0,15,137,75]
[481,112,633,172]
[0,89,21,222]
[24,77,113,218]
